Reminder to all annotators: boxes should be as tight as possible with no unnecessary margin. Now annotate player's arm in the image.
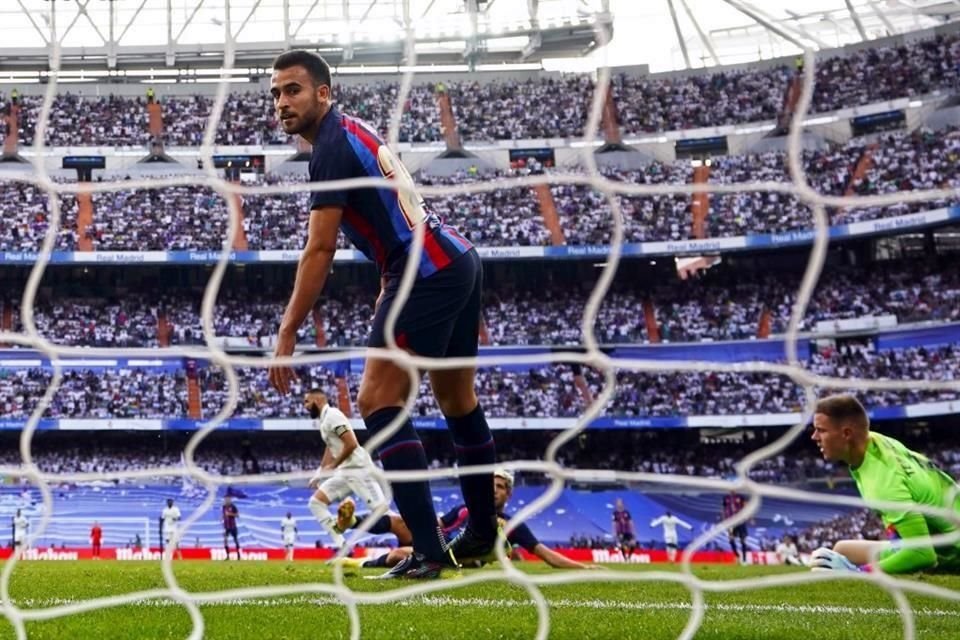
[677,518,693,530]
[271,206,343,393]
[650,516,663,527]
[281,207,342,332]
[875,513,938,574]
[532,543,596,569]
[510,522,598,569]
[326,426,359,469]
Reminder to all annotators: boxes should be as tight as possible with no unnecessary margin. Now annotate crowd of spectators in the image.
[3,124,956,252]
[0,367,186,419]
[0,181,79,251]
[796,510,886,553]
[2,339,958,421]
[28,297,160,347]
[1,426,956,491]
[9,257,959,348]
[3,32,957,145]
[89,182,229,251]
[846,126,960,221]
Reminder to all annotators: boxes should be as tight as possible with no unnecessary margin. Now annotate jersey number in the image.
[377,145,427,230]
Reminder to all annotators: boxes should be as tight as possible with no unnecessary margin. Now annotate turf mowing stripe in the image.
[8,596,960,618]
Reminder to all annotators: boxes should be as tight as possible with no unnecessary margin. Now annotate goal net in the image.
[1,2,959,639]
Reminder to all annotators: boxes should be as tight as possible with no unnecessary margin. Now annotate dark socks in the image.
[446,404,497,540]
[365,407,447,561]
[363,552,390,568]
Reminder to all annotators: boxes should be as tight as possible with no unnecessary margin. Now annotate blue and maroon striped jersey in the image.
[439,504,539,553]
[308,107,472,278]
[222,503,238,530]
[612,508,633,536]
[722,493,746,519]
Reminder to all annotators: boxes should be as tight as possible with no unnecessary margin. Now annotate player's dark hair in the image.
[272,49,332,88]
[307,388,326,397]
[815,395,869,430]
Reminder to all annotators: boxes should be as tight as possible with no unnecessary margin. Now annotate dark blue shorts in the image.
[369,248,482,358]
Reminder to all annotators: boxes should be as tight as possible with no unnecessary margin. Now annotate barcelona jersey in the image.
[308,107,472,278]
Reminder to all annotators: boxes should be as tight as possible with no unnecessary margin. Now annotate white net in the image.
[2,2,960,640]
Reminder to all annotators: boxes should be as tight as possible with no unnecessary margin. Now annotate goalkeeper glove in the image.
[810,547,862,572]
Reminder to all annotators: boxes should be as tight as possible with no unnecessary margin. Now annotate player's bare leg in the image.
[357,356,451,572]
[430,366,499,559]
[309,488,345,548]
[833,540,890,565]
[388,514,413,547]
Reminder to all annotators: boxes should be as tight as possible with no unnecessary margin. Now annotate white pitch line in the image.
[9,595,960,618]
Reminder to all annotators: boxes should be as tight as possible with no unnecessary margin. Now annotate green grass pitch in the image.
[1,561,959,639]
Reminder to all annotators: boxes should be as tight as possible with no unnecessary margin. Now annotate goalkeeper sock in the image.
[447,404,497,540]
[363,552,390,568]
[309,496,345,547]
[366,407,447,563]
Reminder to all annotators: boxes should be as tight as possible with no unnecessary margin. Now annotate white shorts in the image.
[14,536,24,547]
[164,531,178,547]
[665,536,678,548]
[319,472,387,509]
[283,534,296,547]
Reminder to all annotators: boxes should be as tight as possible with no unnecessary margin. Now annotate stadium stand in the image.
[9,256,959,347]
[1,32,958,145]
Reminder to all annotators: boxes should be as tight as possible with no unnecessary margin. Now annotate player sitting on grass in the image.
[810,394,960,574]
[340,469,597,570]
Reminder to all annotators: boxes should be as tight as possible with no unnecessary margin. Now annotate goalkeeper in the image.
[809,394,960,574]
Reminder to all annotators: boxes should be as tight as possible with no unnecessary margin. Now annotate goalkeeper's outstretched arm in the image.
[845,514,938,573]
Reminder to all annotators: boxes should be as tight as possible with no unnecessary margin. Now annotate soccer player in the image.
[222,495,241,559]
[809,394,960,574]
[90,521,103,559]
[161,498,182,560]
[268,50,497,579]
[650,511,692,562]
[722,490,749,563]
[351,470,596,570]
[776,534,802,566]
[304,390,387,549]
[612,498,637,555]
[12,509,28,558]
[280,512,298,562]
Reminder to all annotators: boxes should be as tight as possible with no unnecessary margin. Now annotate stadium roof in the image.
[0,0,954,75]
